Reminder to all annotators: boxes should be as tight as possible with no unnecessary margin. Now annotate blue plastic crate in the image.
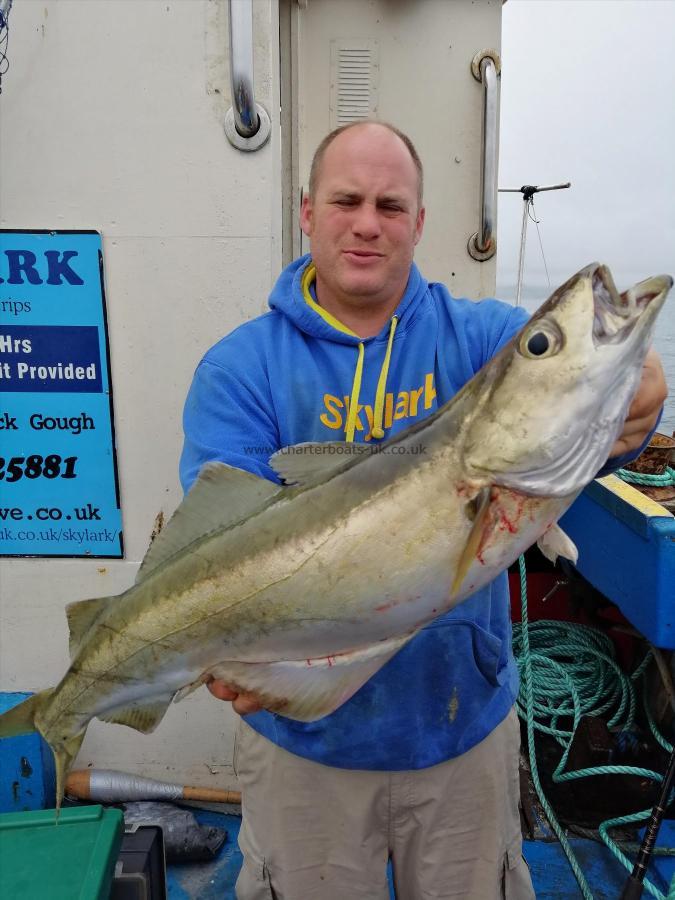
[0,692,56,812]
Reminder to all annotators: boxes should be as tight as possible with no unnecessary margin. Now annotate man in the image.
[180,122,667,899]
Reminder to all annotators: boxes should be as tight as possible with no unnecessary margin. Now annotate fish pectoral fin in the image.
[97,692,175,734]
[66,595,112,659]
[136,462,280,583]
[537,523,579,565]
[269,441,373,486]
[209,632,416,722]
[452,485,493,597]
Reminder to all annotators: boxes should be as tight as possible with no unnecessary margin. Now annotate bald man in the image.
[181,121,667,899]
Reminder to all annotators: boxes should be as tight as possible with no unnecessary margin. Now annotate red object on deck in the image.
[509,571,576,623]
[509,570,639,671]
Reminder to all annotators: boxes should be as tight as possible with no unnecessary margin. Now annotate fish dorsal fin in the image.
[97,692,175,734]
[66,595,111,659]
[206,631,416,722]
[269,441,374,486]
[136,462,280,583]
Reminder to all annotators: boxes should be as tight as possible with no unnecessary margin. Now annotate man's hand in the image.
[610,348,668,458]
[206,677,264,715]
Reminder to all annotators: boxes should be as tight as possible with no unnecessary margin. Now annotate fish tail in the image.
[53,731,86,820]
[0,689,53,738]
[0,690,83,818]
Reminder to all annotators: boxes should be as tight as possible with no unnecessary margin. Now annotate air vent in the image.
[329,40,380,128]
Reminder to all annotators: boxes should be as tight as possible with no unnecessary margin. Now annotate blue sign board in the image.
[0,231,123,557]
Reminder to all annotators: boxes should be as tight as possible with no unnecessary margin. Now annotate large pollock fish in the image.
[0,263,671,809]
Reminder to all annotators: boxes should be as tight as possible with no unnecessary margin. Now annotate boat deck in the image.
[167,809,675,899]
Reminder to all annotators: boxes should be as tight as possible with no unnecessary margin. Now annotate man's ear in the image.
[300,193,313,237]
[413,206,426,246]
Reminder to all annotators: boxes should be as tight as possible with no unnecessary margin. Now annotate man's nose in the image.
[352,203,382,240]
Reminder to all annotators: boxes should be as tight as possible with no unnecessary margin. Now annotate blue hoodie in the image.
[179,255,630,770]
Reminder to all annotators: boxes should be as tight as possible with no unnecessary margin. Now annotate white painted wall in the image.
[0,0,501,790]
[295,0,502,298]
[0,0,281,788]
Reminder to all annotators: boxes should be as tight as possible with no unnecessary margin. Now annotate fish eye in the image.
[527,332,549,355]
[518,321,563,359]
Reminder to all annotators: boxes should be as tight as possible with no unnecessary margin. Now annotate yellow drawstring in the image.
[345,342,365,442]
[371,316,398,439]
[301,262,398,443]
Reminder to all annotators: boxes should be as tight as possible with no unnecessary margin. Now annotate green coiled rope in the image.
[513,555,674,899]
[616,467,675,487]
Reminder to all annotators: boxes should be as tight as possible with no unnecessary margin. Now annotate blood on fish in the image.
[475,488,527,562]
[498,511,518,534]
[497,493,527,534]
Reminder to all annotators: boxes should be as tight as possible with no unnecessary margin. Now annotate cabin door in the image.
[280,0,503,297]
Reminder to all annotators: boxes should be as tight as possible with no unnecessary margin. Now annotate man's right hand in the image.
[206,677,264,715]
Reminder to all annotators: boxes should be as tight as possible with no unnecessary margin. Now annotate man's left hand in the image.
[610,348,668,458]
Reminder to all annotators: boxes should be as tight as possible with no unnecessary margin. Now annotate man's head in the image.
[308,121,424,209]
[300,121,425,324]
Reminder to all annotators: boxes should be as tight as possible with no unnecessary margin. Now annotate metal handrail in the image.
[478,57,497,251]
[224,0,271,152]
[468,50,501,262]
[229,0,257,138]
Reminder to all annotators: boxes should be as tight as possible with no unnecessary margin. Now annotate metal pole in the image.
[498,183,571,306]
[515,197,530,307]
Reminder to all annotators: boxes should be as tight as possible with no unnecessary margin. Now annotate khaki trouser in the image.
[234,707,535,900]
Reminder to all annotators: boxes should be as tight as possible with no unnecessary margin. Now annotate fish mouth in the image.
[591,264,672,347]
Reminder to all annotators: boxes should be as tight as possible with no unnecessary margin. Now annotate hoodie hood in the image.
[269,254,429,345]
[267,255,430,442]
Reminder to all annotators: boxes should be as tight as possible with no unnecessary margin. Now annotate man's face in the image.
[300,124,425,313]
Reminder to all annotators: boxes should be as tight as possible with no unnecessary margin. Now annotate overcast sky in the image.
[496,0,675,295]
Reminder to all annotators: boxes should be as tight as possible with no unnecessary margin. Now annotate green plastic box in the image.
[0,804,123,899]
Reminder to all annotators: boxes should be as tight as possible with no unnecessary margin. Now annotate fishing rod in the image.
[618,741,675,900]
[499,182,571,306]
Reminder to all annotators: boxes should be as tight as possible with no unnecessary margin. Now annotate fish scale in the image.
[0,262,670,812]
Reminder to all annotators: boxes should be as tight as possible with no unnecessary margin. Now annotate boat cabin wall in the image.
[290,0,502,298]
[0,0,502,789]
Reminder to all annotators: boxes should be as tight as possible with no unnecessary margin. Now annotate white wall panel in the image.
[294,0,502,298]
[0,0,281,788]
[0,0,502,790]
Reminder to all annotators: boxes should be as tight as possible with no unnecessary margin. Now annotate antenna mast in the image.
[499,183,571,306]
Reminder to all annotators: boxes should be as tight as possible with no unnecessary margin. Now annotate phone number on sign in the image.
[0,455,78,481]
